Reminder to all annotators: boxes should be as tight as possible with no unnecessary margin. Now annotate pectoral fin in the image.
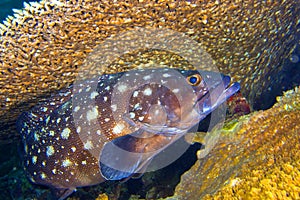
[99,130,160,181]
[99,130,168,180]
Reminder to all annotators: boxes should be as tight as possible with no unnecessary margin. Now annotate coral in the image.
[226,92,251,118]
[165,87,300,200]
[95,193,109,200]
[0,0,299,142]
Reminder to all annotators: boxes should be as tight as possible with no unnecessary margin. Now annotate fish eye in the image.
[187,74,202,86]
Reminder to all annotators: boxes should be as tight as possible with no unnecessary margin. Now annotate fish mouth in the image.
[195,74,240,115]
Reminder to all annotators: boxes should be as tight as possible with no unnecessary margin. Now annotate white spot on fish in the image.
[86,86,91,92]
[34,132,40,141]
[86,106,98,121]
[24,145,28,153]
[172,88,180,93]
[52,169,57,174]
[82,160,87,165]
[143,75,151,80]
[71,146,76,152]
[117,84,128,93]
[46,146,55,157]
[40,173,47,179]
[62,159,72,167]
[76,126,81,133]
[32,156,37,164]
[45,116,50,124]
[112,123,125,134]
[74,106,80,112]
[129,112,135,118]
[42,161,46,166]
[104,118,110,122]
[84,140,94,150]
[56,118,61,124]
[134,103,141,109]
[103,96,108,102]
[61,128,71,139]
[111,104,117,112]
[139,116,144,121]
[96,130,101,135]
[163,73,171,78]
[133,91,139,97]
[90,91,99,99]
[143,88,152,96]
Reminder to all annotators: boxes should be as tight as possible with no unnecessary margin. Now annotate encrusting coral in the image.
[0,0,299,142]
[165,86,300,200]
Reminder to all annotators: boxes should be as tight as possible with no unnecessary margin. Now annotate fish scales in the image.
[16,68,240,199]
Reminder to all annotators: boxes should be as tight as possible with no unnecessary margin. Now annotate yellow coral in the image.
[166,87,300,200]
[95,193,109,200]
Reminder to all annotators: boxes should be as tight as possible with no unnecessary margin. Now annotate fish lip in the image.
[223,81,240,99]
[219,75,240,103]
[222,75,231,89]
[195,75,240,115]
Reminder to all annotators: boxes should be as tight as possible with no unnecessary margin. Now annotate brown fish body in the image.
[17,68,240,199]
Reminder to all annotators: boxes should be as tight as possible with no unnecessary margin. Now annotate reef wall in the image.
[0,0,299,142]
[166,87,300,199]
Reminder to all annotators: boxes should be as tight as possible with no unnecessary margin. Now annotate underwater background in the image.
[0,0,299,199]
[0,0,31,22]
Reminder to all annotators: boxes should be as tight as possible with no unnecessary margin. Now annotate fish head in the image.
[99,68,240,180]
[185,70,241,119]
[119,68,240,134]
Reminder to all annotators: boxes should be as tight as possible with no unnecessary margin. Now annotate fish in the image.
[16,68,240,199]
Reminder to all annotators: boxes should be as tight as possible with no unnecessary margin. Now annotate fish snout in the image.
[195,74,240,115]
